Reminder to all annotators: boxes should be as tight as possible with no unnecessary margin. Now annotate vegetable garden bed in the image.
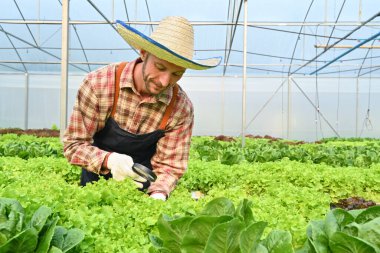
[0,131,379,252]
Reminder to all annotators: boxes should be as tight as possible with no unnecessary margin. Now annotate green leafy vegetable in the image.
[150,197,294,253]
[0,198,84,253]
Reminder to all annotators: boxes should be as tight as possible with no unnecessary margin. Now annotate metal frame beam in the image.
[144,0,153,33]
[0,60,377,69]
[315,44,380,49]
[58,0,91,72]
[85,0,138,55]
[86,0,117,32]
[1,20,380,26]
[223,0,243,75]
[13,0,39,46]
[287,0,315,75]
[290,11,380,75]
[0,63,24,72]
[244,79,287,131]
[310,31,380,75]
[290,77,341,137]
[324,0,347,49]
[0,25,27,73]
[1,71,378,79]
[0,28,88,72]
[359,66,380,77]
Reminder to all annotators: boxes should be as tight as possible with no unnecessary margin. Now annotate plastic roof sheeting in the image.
[0,0,379,76]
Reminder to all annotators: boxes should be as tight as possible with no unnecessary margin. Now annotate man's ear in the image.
[140,50,147,61]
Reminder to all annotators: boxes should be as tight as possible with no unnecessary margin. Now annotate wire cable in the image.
[288,0,314,75]
[291,11,380,75]
[144,0,153,33]
[359,49,374,137]
[58,0,91,72]
[291,77,340,137]
[253,25,360,41]
[13,0,38,46]
[324,0,346,50]
[314,25,324,140]
[0,24,27,73]
[223,0,243,75]
[244,79,287,130]
[122,0,130,22]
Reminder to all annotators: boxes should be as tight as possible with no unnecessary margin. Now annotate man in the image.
[63,16,221,200]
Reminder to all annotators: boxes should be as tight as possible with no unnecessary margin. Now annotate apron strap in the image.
[111,61,178,130]
[158,84,178,130]
[111,62,128,118]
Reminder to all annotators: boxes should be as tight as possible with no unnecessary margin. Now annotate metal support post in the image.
[356,78,359,137]
[287,76,292,139]
[241,0,248,147]
[24,73,29,129]
[60,0,69,139]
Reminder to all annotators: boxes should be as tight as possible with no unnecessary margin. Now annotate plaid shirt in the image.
[63,59,194,196]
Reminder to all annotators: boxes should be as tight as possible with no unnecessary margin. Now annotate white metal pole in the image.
[324,0,328,38]
[221,78,225,134]
[241,0,248,147]
[37,0,40,46]
[60,0,69,139]
[112,0,115,22]
[356,78,359,137]
[287,76,291,139]
[24,73,29,129]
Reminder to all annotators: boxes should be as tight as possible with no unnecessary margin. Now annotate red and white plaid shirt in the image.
[63,59,194,196]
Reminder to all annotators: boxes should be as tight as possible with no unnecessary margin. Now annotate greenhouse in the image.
[0,0,379,252]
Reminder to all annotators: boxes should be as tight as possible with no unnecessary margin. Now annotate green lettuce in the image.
[150,197,294,253]
[0,198,84,253]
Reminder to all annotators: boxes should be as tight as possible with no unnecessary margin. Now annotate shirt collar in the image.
[119,58,173,105]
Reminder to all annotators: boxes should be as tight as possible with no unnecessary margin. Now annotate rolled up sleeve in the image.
[148,94,194,196]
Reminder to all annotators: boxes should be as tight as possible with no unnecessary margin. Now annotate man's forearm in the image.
[63,140,107,173]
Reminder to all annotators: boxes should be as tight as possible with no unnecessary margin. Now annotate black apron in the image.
[80,62,178,190]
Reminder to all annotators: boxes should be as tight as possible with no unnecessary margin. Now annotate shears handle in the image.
[132,163,157,182]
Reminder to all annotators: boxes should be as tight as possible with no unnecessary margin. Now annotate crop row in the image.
[0,134,379,252]
[2,134,380,168]
[192,137,380,167]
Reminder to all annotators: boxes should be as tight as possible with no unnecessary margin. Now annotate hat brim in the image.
[116,20,221,70]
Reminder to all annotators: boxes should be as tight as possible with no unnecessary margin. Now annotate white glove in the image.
[150,192,166,201]
[106,153,147,188]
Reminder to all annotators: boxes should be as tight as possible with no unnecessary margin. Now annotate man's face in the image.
[140,52,186,96]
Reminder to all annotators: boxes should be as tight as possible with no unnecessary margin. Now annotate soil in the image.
[214,134,308,145]
[330,196,378,210]
[214,135,236,142]
[0,128,60,137]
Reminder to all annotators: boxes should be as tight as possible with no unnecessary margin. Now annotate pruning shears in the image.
[132,163,157,182]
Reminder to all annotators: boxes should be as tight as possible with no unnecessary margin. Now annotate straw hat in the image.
[115,16,221,70]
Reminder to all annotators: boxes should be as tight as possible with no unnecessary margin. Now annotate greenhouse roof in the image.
[0,0,379,77]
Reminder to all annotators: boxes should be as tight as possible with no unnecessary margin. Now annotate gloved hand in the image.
[106,153,147,188]
[150,192,166,201]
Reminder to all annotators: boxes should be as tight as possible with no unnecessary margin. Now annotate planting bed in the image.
[0,130,379,252]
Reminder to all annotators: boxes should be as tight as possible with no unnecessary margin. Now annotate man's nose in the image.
[159,72,171,87]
